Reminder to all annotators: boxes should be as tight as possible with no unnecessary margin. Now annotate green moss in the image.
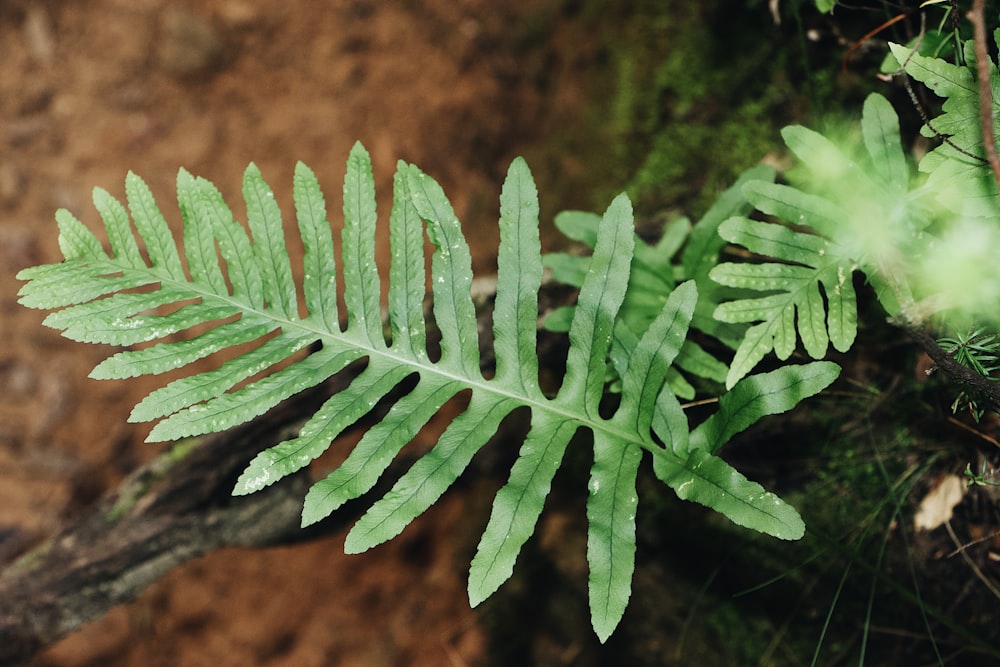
[547,0,871,218]
[510,1,867,228]
[604,2,791,214]
[105,437,201,522]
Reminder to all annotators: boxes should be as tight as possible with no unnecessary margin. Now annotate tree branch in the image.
[0,387,338,666]
[903,322,1000,409]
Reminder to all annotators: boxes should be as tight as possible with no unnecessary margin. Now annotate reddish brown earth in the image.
[0,2,610,664]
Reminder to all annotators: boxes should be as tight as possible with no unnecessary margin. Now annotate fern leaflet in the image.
[889,41,1000,219]
[708,93,930,386]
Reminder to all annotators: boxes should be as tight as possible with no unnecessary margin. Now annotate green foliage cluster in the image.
[17,143,834,641]
[14,28,1000,643]
[939,328,1000,420]
[886,39,1000,319]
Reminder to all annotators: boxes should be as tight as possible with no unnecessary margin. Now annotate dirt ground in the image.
[8,2,1000,665]
[0,1,612,664]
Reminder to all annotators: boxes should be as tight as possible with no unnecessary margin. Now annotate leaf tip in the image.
[349,140,370,160]
[675,278,698,302]
[300,506,323,529]
[592,617,620,644]
[775,508,806,541]
[467,586,487,609]
[294,160,315,178]
[608,191,634,217]
[243,161,262,179]
[343,529,374,555]
[233,457,274,496]
[301,483,340,529]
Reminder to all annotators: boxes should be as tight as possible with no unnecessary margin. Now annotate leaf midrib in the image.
[110,257,664,458]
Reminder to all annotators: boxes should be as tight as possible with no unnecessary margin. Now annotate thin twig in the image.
[968,0,1000,191]
[946,528,1000,557]
[902,323,1000,409]
[945,519,1000,601]
[947,416,1000,448]
[843,10,912,72]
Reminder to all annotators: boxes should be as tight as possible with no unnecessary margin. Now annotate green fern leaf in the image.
[93,186,145,269]
[652,447,804,539]
[861,93,909,195]
[710,212,857,388]
[544,164,779,405]
[177,169,227,295]
[709,93,929,387]
[125,170,187,280]
[17,142,812,642]
[888,42,1000,218]
[887,41,979,140]
[541,199,755,399]
[386,163,428,359]
[681,164,776,346]
[244,164,298,320]
[56,206,107,261]
[587,436,641,642]
[687,361,840,454]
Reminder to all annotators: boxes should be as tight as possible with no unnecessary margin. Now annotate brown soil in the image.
[0,1,609,664]
[9,3,1000,665]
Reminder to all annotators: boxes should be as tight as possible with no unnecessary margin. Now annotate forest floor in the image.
[0,1,607,665]
[3,1,1000,666]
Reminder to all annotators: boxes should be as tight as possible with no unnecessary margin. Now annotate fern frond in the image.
[17,143,824,641]
[888,41,1000,218]
[681,164,777,347]
[708,93,932,387]
[709,206,857,388]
